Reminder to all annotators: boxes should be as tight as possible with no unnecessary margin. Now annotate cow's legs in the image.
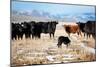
[92,33,95,39]
[20,34,23,40]
[77,31,82,37]
[18,35,20,40]
[32,34,34,39]
[57,43,61,48]
[15,35,17,40]
[28,34,31,39]
[66,43,70,48]
[86,33,88,39]
[52,33,54,38]
[50,33,52,38]
[25,34,27,39]
[57,41,62,48]
[66,44,68,48]
[12,34,16,40]
[49,33,54,38]
[38,33,41,39]
[68,33,70,37]
[27,33,29,38]
[84,33,85,37]
[88,34,91,38]
[87,33,89,39]
[25,33,30,39]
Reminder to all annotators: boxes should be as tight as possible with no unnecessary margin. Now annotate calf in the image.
[57,36,71,48]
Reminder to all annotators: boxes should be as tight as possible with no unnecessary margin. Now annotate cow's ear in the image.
[56,22,58,24]
[47,22,49,24]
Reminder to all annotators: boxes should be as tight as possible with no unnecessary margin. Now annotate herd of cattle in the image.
[11,21,58,40]
[11,20,96,40]
[57,21,95,48]
[63,21,96,39]
[11,20,95,48]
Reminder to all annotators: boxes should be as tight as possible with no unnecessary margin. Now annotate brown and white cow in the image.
[63,24,82,36]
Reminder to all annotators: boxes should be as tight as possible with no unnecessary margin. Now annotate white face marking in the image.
[21,24,24,27]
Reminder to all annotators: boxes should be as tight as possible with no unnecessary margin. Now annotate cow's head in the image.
[15,23,23,32]
[21,22,26,28]
[48,21,58,32]
[51,21,58,27]
[21,21,30,29]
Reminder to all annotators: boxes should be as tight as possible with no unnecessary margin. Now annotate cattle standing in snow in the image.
[57,36,71,48]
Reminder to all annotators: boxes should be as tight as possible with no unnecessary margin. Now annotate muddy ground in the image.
[11,22,96,66]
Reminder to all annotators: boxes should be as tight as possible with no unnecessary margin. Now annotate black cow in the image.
[77,21,96,39]
[84,21,96,39]
[33,21,58,39]
[40,21,58,38]
[48,21,58,38]
[11,23,23,40]
[57,36,71,48]
[21,21,31,39]
[34,22,42,39]
[30,21,36,39]
[76,22,86,36]
[12,21,58,40]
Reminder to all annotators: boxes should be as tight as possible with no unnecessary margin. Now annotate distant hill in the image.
[11,10,96,23]
[11,14,76,23]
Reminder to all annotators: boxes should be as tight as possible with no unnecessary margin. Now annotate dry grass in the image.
[11,22,96,66]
